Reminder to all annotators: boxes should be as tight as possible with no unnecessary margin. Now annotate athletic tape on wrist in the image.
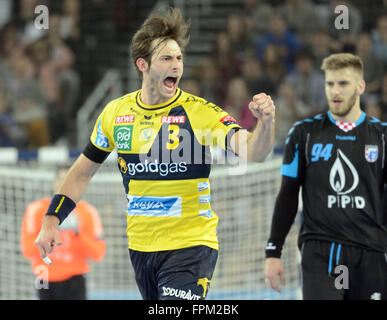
[46,194,76,225]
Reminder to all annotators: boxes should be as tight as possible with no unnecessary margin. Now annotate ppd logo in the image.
[114,125,133,151]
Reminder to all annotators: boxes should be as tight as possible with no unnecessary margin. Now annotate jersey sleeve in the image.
[280,122,305,181]
[190,99,243,151]
[89,102,116,153]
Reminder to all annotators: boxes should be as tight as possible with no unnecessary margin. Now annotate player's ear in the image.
[136,58,149,73]
[358,79,366,96]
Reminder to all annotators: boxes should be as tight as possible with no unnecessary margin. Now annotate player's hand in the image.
[264,257,286,293]
[249,93,275,123]
[35,215,62,264]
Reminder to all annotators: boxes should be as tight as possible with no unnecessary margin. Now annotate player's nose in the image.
[331,83,341,95]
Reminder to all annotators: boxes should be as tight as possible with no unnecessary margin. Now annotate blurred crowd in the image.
[0,0,126,148]
[181,0,387,147]
[1,0,387,149]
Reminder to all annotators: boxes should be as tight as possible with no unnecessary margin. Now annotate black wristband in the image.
[46,194,76,225]
[265,241,283,258]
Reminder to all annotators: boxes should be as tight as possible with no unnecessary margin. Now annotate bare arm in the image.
[35,154,101,260]
[230,93,275,162]
[56,154,101,203]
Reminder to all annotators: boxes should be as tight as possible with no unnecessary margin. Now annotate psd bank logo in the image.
[328,149,365,209]
[114,125,133,151]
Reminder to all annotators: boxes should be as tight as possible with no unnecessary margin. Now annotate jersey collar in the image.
[327,110,366,127]
[136,88,182,110]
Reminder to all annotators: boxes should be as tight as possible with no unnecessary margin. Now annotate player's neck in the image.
[330,104,362,123]
[139,83,177,106]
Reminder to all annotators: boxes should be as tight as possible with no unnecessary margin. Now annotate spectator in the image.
[284,50,326,115]
[372,13,387,64]
[242,0,275,36]
[356,32,384,95]
[211,31,241,86]
[308,29,335,69]
[0,21,21,60]
[274,82,309,147]
[59,0,81,42]
[241,56,277,98]
[261,44,287,85]
[193,56,225,105]
[278,0,321,41]
[226,14,252,61]
[26,13,79,144]
[0,50,50,147]
[0,89,21,146]
[222,77,257,131]
[255,12,302,72]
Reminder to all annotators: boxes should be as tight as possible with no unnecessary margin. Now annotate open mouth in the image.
[333,99,343,106]
[163,76,177,90]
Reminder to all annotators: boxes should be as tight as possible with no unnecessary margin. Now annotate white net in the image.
[0,156,301,300]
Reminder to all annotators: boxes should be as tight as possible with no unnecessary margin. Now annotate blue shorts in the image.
[129,245,218,300]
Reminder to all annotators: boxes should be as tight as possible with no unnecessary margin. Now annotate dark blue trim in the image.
[328,242,335,275]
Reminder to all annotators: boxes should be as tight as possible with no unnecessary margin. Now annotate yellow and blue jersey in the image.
[88,88,242,252]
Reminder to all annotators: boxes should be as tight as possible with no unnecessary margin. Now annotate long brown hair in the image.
[130,7,190,78]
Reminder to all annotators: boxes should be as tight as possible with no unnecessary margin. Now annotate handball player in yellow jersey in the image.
[35,8,276,300]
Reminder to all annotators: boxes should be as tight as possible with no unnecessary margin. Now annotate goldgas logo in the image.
[118,157,127,174]
[114,125,133,151]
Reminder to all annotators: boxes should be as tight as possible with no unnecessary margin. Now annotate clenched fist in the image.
[248,93,275,123]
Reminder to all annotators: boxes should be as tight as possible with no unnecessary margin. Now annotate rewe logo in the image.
[115,115,135,123]
[327,149,365,209]
[161,115,185,123]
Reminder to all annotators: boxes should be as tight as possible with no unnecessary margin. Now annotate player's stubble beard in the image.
[329,89,358,118]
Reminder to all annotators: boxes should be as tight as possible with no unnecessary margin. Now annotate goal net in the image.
[0,155,301,300]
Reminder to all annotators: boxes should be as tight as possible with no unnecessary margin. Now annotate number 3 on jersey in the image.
[167,125,180,150]
[311,143,333,162]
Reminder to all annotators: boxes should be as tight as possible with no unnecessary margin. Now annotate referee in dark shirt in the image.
[264,53,387,300]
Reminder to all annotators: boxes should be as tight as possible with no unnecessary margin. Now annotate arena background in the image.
[0,0,386,300]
